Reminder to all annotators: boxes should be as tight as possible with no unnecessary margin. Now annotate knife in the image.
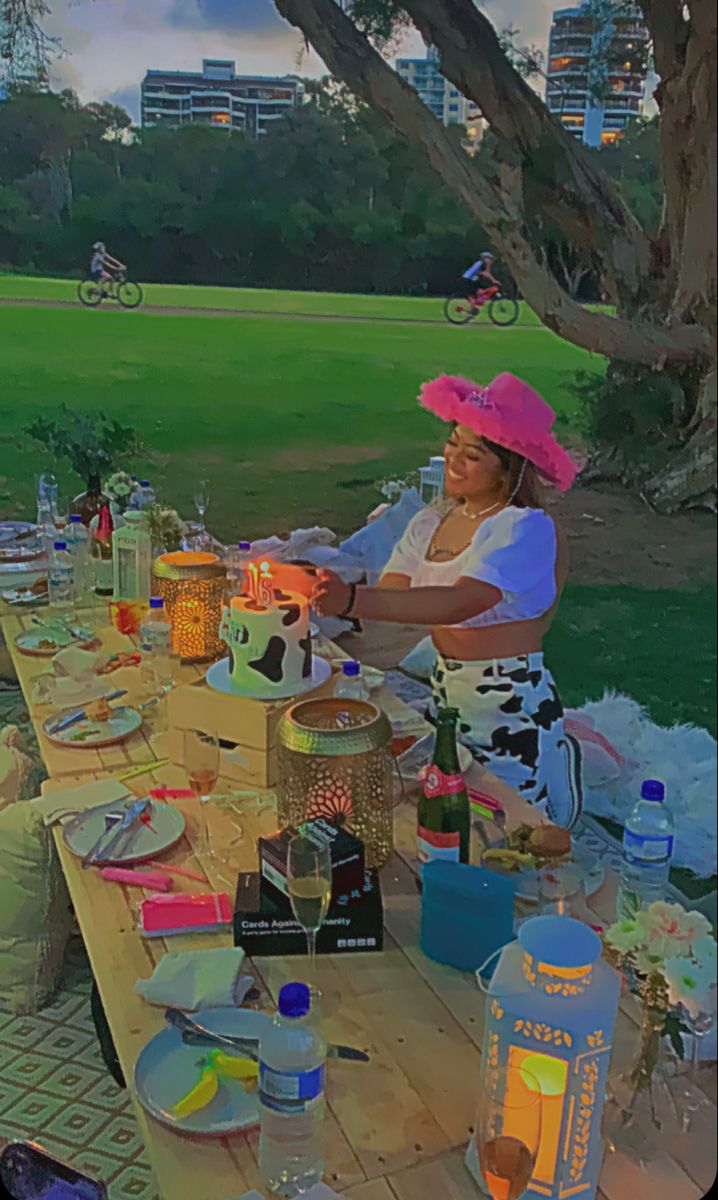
[165,1007,369,1063]
[48,689,127,734]
[82,797,152,869]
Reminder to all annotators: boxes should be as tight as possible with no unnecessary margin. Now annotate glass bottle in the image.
[75,473,108,528]
[417,707,470,875]
[92,503,114,599]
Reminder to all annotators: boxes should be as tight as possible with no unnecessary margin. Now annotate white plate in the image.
[135,1007,267,1136]
[205,655,332,701]
[15,623,94,657]
[43,705,143,749]
[1,583,48,606]
[0,521,36,546]
[62,797,185,864]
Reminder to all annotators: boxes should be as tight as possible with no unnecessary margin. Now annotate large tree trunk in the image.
[274,0,715,511]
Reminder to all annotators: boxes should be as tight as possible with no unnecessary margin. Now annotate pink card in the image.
[139,891,232,935]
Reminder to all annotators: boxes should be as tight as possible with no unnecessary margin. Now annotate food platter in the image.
[15,623,95,658]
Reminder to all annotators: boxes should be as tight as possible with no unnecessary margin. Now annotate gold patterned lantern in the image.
[152,551,226,662]
[277,697,394,868]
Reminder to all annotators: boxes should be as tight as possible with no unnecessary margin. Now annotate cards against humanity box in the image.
[258,817,365,907]
[234,868,383,957]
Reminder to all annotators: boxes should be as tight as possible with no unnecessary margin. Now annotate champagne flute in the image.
[477,1064,542,1200]
[287,835,332,982]
[193,480,210,544]
[184,728,220,860]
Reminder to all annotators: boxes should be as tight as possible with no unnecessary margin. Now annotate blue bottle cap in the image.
[278,982,311,1020]
[342,661,360,677]
[238,541,251,551]
[140,480,150,488]
[69,514,83,523]
[53,541,67,551]
[641,779,665,802]
[149,596,164,609]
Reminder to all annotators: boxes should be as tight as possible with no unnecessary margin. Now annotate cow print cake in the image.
[219,588,313,697]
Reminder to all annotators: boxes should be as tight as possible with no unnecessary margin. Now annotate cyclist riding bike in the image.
[89,242,126,289]
[462,250,499,295]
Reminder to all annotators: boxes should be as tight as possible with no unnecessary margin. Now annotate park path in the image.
[0,294,540,329]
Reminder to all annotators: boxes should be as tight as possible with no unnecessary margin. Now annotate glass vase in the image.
[602,1004,681,1163]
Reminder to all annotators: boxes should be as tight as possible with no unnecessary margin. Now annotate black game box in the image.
[258,817,365,907]
[233,868,383,957]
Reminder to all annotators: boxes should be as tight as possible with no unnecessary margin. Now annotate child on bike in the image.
[462,251,499,296]
[90,242,126,287]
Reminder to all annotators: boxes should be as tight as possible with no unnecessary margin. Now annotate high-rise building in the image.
[396,46,472,128]
[545,2,649,147]
[141,59,305,138]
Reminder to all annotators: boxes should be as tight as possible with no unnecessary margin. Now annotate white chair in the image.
[418,456,445,504]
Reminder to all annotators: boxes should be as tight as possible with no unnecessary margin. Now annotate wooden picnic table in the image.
[2,607,715,1200]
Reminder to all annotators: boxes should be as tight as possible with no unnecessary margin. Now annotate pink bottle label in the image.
[423,766,465,799]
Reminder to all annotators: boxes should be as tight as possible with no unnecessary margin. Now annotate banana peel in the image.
[172,1053,259,1120]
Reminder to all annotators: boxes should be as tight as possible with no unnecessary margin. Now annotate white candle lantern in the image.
[467,916,620,1200]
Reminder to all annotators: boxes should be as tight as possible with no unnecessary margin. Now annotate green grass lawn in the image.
[0,273,547,324]
[1,287,714,734]
[0,302,597,538]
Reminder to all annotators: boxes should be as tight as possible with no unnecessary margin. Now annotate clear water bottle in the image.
[618,779,675,918]
[259,983,326,1197]
[66,514,91,605]
[48,541,74,615]
[139,480,155,510]
[333,661,370,702]
[37,471,58,523]
[226,541,253,598]
[139,596,174,693]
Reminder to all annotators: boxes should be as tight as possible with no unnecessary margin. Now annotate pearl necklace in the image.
[461,499,503,519]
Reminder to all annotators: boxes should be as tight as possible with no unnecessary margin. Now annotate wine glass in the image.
[677,1006,716,1132]
[193,480,210,543]
[52,494,69,534]
[477,1064,542,1200]
[184,729,220,860]
[287,835,332,983]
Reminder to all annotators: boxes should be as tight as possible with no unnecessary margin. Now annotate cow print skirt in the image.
[430,651,583,829]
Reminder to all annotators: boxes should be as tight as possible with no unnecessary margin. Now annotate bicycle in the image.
[78,269,143,310]
[444,284,520,327]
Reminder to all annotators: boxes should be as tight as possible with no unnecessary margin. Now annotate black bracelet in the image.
[338,582,357,619]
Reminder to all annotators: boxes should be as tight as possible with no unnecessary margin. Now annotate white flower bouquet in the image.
[104,471,141,509]
[604,901,717,1096]
[144,503,184,554]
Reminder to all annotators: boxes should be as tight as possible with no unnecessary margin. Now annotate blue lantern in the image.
[467,916,620,1200]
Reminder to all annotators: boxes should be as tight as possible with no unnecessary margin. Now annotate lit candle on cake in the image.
[246,562,259,604]
[258,561,273,607]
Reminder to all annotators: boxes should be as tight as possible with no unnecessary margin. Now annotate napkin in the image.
[30,779,133,827]
[135,947,253,1010]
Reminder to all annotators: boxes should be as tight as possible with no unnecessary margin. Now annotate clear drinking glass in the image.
[677,1007,716,1131]
[538,862,583,917]
[184,728,220,859]
[287,835,332,978]
[193,480,210,542]
[52,494,69,533]
[477,1064,542,1200]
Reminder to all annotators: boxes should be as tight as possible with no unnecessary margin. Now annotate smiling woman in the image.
[313,371,585,829]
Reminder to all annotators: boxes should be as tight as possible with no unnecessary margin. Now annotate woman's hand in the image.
[311,569,352,617]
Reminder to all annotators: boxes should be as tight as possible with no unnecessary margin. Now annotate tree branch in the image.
[274,0,709,366]
[398,0,652,304]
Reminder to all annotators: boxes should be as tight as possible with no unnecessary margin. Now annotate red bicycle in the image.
[444,284,520,327]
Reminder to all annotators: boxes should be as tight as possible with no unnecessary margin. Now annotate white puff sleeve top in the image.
[382,505,557,628]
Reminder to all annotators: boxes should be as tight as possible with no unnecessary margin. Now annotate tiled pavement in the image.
[0,939,161,1199]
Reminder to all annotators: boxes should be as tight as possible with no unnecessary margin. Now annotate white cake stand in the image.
[205,655,332,702]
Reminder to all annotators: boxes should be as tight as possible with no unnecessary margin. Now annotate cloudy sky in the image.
[46,0,558,120]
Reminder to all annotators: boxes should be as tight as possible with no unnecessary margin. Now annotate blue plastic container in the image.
[420,861,516,977]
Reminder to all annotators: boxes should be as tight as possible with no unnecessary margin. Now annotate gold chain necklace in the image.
[427,501,504,561]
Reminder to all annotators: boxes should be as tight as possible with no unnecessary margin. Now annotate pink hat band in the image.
[419,371,579,492]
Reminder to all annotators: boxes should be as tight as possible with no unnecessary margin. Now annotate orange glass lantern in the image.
[151,551,226,662]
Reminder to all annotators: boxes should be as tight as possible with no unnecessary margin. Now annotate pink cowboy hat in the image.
[419,371,579,491]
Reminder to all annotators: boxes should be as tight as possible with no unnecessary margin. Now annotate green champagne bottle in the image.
[417,707,470,874]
